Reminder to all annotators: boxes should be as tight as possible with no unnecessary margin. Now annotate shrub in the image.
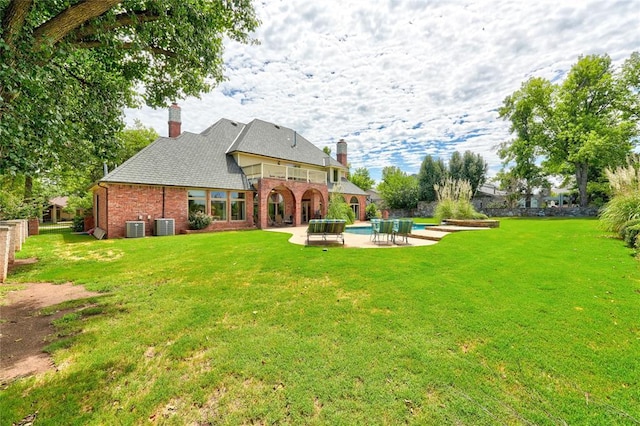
[618,219,640,239]
[326,184,355,224]
[434,199,455,223]
[365,203,381,220]
[622,223,640,249]
[600,157,640,232]
[600,193,640,233]
[188,211,212,230]
[434,178,485,222]
[72,216,85,232]
[326,197,355,224]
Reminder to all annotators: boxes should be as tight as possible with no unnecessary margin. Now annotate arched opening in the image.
[350,196,360,220]
[267,186,295,226]
[269,192,285,224]
[301,189,325,223]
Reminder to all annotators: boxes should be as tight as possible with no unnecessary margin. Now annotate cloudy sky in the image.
[125,0,639,182]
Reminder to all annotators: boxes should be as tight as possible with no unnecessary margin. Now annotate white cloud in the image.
[126,0,640,181]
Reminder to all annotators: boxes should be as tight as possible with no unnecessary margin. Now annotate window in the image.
[188,190,206,213]
[230,192,246,221]
[210,191,227,220]
[350,196,360,219]
[333,169,339,183]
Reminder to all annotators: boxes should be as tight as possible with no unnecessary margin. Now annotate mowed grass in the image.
[1,219,639,425]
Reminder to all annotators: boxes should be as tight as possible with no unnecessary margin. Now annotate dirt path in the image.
[1,281,101,384]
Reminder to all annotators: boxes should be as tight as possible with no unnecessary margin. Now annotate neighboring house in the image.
[365,189,383,207]
[472,183,507,209]
[43,196,76,223]
[92,104,367,238]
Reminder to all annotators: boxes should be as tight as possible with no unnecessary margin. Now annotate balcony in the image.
[242,163,327,185]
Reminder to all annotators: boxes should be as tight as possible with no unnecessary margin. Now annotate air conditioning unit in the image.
[154,218,175,236]
[125,221,145,238]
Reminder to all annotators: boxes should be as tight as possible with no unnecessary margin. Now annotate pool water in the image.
[344,223,434,235]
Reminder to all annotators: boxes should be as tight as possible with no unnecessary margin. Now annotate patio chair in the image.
[370,219,381,242]
[375,220,395,245]
[394,219,413,244]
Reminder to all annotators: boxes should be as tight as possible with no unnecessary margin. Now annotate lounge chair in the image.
[306,219,346,245]
[394,220,413,244]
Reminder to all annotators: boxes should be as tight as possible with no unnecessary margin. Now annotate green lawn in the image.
[1,219,639,425]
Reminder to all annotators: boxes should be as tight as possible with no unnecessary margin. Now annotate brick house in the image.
[92,105,367,238]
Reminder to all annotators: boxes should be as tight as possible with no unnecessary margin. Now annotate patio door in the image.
[268,192,285,223]
[302,201,311,223]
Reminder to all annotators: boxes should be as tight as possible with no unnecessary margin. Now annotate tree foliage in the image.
[326,183,355,224]
[418,155,446,202]
[349,167,375,192]
[377,166,418,210]
[418,151,487,202]
[499,53,639,207]
[0,0,258,182]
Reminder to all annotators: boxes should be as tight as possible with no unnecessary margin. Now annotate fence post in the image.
[0,222,17,264]
[28,217,39,236]
[0,226,11,283]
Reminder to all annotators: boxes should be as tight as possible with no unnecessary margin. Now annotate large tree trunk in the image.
[23,175,33,201]
[575,162,589,207]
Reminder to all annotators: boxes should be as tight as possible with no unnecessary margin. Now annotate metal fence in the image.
[39,221,73,234]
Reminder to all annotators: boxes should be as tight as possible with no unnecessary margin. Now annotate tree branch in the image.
[74,41,177,58]
[31,0,121,50]
[72,10,163,42]
[1,0,33,48]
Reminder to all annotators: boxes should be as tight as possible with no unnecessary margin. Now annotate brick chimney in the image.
[168,102,181,137]
[336,138,347,167]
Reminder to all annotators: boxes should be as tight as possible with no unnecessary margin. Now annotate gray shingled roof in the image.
[101,119,251,190]
[329,178,367,196]
[101,117,356,193]
[227,119,345,169]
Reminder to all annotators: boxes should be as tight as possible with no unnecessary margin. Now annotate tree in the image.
[377,166,418,210]
[499,53,639,207]
[498,77,552,206]
[326,183,355,224]
[0,1,258,195]
[448,151,464,181]
[460,151,488,195]
[69,120,159,194]
[349,167,375,191]
[418,155,447,202]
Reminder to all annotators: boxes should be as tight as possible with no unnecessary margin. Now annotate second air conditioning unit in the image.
[154,218,175,236]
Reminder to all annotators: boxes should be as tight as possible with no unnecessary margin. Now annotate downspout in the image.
[162,186,166,218]
[97,181,108,233]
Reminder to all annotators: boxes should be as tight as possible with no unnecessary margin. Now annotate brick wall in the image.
[97,184,255,238]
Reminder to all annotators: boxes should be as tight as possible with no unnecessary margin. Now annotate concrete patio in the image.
[266,222,489,248]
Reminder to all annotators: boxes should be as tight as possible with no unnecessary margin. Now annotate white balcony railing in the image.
[242,163,327,184]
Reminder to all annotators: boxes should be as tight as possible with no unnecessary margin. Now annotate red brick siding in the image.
[96,184,254,238]
[93,186,108,232]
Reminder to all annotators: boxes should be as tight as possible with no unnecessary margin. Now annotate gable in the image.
[227,119,345,169]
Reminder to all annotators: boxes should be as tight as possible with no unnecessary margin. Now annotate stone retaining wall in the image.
[0,226,10,283]
[388,205,599,219]
[0,219,29,284]
[479,207,599,217]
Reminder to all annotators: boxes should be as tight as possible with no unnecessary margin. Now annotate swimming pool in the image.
[344,223,435,235]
